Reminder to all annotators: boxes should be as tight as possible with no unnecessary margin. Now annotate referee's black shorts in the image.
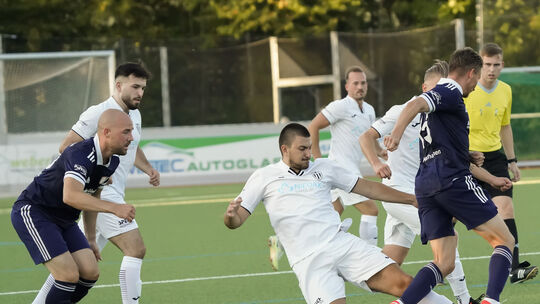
[478,149,513,198]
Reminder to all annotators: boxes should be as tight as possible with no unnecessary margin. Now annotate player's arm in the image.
[59,130,85,153]
[470,163,512,192]
[350,178,417,207]
[82,188,102,260]
[385,97,429,151]
[134,146,160,186]
[224,197,251,229]
[360,128,391,179]
[500,124,520,182]
[63,178,136,221]
[308,113,330,159]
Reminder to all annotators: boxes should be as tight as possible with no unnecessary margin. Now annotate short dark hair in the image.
[424,59,449,82]
[449,47,483,76]
[279,123,310,150]
[345,66,364,81]
[480,42,503,57]
[115,62,151,80]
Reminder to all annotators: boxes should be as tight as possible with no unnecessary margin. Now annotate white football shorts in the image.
[292,231,394,304]
[382,202,420,248]
[331,188,370,207]
[78,194,139,240]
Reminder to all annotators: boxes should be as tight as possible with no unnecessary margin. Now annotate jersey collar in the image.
[93,135,112,167]
[437,78,463,95]
[477,80,499,94]
[279,160,308,176]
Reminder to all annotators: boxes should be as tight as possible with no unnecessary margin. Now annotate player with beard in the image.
[33,63,159,304]
[225,123,455,304]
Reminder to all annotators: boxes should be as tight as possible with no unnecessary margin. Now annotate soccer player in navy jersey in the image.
[11,109,136,304]
[384,48,515,304]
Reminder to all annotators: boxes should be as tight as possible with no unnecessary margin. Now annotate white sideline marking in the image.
[1,179,540,215]
[1,251,539,296]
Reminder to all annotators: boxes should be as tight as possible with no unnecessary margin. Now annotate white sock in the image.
[447,248,471,304]
[119,256,143,304]
[359,215,378,245]
[418,290,453,304]
[32,274,55,304]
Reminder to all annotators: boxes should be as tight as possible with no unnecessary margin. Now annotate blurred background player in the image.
[226,123,454,304]
[33,63,160,304]
[11,109,136,304]
[360,60,484,304]
[464,42,537,284]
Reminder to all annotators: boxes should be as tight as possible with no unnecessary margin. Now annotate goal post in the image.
[0,50,115,143]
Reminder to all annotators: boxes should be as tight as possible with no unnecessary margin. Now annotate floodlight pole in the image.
[476,0,484,49]
[330,31,341,101]
[160,46,171,127]
[454,19,465,49]
[0,35,7,144]
[269,37,281,124]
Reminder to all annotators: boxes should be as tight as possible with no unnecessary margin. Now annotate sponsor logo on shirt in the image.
[278,181,323,193]
[422,149,441,162]
[74,164,87,176]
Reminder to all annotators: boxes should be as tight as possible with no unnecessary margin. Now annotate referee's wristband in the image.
[507,158,517,164]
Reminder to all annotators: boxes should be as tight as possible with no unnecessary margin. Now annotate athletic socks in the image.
[32,274,54,304]
[504,218,520,269]
[399,262,443,304]
[446,248,471,304]
[71,277,97,303]
[486,245,512,301]
[119,256,143,304]
[359,215,378,245]
[45,280,76,304]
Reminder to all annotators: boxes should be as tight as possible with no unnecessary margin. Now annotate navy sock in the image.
[45,280,76,304]
[400,262,443,304]
[504,218,520,269]
[486,245,512,301]
[71,277,97,303]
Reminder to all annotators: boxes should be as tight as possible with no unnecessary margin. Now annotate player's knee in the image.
[56,269,80,283]
[128,244,146,259]
[397,274,413,295]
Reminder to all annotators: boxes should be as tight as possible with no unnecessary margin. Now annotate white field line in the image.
[1,251,539,296]
[1,179,540,215]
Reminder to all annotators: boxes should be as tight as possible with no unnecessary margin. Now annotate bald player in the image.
[11,109,136,304]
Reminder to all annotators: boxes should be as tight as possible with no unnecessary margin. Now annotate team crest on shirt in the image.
[74,164,87,176]
[312,171,323,180]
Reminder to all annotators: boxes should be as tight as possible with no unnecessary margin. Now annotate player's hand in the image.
[469,151,485,167]
[226,197,242,218]
[409,194,418,208]
[509,162,521,182]
[374,162,392,179]
[114,204,136,222]
[88,240,102,261]
[383,134,400,152]
[378,149,388,161]
[147,168,160,186]
[489,177,512,192]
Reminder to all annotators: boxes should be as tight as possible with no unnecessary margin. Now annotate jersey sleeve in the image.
[321,100,345,124]
[63,147,94,186]
[371,104,402,137]
[501,86,512,126]
[321,159,359,192]
[420,86,460,114]
[238,169,266,214]
[71,106,100,139]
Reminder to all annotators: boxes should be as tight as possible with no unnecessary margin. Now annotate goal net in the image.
[0,50,115,135]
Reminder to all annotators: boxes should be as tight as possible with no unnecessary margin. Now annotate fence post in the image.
[330,31,341,102]
[454,19,466,49]
[0,35,7,144]
[160,46,171,127]
[269,37,281,124]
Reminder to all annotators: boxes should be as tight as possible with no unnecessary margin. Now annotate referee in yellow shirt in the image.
[464,43,538,284]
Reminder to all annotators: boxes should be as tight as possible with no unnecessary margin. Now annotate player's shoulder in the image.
[496,80,512,92]
[81,97,118,118]
[63,138,97,165]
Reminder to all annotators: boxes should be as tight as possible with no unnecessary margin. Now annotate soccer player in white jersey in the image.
[360,60,484,304]
[309,66,381,243]
[33,63,160,304]
[225,123,454,304]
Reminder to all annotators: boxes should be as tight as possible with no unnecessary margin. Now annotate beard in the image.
[122,95,140,110]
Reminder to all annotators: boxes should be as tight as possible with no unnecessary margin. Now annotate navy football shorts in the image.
[11,201,90,264]
[418,175,499,244]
